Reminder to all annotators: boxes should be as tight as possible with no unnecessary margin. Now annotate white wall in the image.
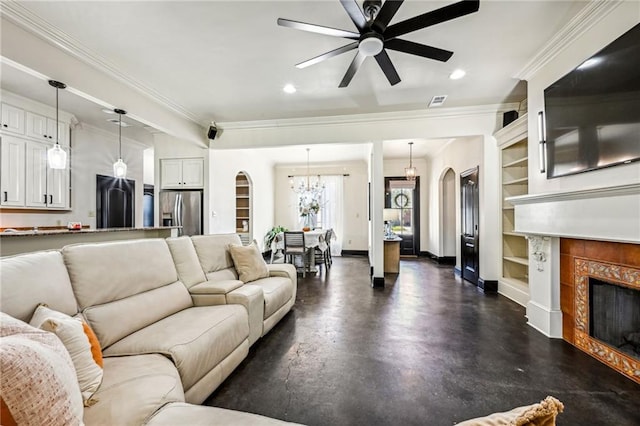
[143,148,154,185]
[209,148,275,249]
[527,1,640,194]
[0,123,146,228]
[426,136,483,268]
[442,168,456,257]
[383,157,429,252]
[274,160,369,251]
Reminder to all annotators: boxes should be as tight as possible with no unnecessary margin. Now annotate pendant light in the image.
[405,141,416,181]
[112,108,127,178]
[290,148,324,196]
[47,80,67,169]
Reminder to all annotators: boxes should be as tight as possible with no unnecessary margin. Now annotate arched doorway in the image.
[439,168,456,263]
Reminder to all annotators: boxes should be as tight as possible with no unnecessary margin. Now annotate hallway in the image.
[208,256,640,425]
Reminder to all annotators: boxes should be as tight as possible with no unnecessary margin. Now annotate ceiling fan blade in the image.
[374,50,401,86]
[339,0,367,31]
[372,0,404,33]
[296,42,358,69]
[277,18,360,39]
[385,39,453,62]
[339,51,366,88]
[384,0,480,39]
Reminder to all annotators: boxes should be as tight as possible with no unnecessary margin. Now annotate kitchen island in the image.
[0,227,180,257]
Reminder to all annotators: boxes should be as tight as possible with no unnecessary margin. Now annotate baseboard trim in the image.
[342,250,368,257]
[371,277,384,288]
[454,266,462,277]
[478,278,498,293]
[421,251,456,265]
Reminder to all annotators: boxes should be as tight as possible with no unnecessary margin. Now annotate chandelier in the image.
[290,148,325,197]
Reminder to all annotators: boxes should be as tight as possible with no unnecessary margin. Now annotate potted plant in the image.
[264,226,288,250]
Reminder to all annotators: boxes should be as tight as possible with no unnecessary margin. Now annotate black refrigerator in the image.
[160,190,203,236]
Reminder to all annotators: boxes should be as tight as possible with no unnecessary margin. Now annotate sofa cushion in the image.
[0,313,84,426]
[228,241,270,283]
[84,354,184,426]
[191,234,241,273]
[62,239,193,349]
[0,251,77,322]
[146,402,302,425]
[250,276,295,319]
[190,280,244,295]
[166,236,207,289]
[103,305,249,391]
[30,305,103,404]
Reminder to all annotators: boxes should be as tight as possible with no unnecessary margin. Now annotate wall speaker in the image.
[207,124,217,140]
[502,110,519,127]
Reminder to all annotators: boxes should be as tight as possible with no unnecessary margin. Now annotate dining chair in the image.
[283,231,311,277]
[313,233,329,272]
[270,233,284,264]
[324,229,333,267]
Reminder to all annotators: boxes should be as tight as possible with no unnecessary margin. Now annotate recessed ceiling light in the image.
[102,108,116,114]
[107,118,130,127]
[283,84,297,94]
[449,69,466,80]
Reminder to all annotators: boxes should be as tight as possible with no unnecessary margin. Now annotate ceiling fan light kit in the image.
[278,0,480,87]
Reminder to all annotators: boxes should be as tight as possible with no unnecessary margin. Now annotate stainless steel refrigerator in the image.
[160,190,203,236]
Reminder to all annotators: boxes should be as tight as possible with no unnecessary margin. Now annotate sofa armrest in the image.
[267,264,297,285]
[189,280,244,306]
[226,285,264,346]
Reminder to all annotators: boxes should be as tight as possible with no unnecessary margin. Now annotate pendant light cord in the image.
[55,86,59,146]
[118,112,122,158]
[409,142,413,168]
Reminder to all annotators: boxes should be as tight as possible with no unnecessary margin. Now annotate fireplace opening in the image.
[589,277,640,360]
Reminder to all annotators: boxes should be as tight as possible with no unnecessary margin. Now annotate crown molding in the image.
[218,103,519,131]
[1,1,202,125]
[514,1,623,81]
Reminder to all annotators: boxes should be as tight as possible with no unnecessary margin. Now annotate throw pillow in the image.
[456,396,564,426]
[30,305,103,403]
[0,313,84,425]
[228,240,270,283]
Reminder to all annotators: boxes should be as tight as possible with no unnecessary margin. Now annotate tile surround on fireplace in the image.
[561,239,640,383]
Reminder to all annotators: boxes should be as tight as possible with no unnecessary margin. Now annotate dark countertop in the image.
[0,226,180,238]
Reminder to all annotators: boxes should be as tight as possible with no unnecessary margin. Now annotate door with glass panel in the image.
[384,177,420,256]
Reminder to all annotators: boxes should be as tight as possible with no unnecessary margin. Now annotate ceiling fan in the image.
[278,0,480,88]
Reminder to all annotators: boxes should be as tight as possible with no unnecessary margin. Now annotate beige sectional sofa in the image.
[0,234,298,425]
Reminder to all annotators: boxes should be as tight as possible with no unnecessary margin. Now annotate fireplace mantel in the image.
[507,183,640,244]
[502,183,640,339]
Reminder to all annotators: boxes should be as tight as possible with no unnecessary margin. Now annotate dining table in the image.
[271,229,332,272]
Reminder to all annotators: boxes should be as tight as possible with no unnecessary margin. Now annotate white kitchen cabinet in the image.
[0,136,26,207]
[24,140,69,209]
[26,112,69,146]
[1,103,25,135]
[161,158,204,189]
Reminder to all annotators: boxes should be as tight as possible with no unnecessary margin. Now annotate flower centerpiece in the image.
[299,193,320,230]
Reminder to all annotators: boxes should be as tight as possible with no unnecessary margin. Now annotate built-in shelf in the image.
[496,113,530,306]
[503,231,524,237]
[503,177,529,185]
[504,256,529,266]
[235,172,251,244]
[502,157,528,168]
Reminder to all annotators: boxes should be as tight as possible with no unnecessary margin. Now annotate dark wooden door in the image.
[96,174,135,228]
[384,177,420,256]
[460,167,479,285]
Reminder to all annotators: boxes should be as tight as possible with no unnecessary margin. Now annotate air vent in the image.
[429,95,448,107]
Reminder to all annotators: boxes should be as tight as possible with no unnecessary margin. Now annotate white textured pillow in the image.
[228,241,270,283]
[30,305,103,403]
[0,313,84,425]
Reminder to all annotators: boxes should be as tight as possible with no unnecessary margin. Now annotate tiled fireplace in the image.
[508,182,640,382]
[560,239,640,383]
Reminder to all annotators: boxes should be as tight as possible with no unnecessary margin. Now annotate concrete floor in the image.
[207,256,640,425]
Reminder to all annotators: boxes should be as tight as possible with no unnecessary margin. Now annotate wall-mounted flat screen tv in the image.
[544,23,640,179]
